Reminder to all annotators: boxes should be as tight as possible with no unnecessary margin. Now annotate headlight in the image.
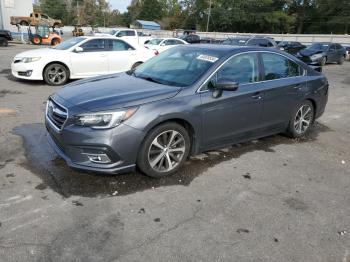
[74,108,138,129]
[311,53,323,60]
[19,57,41,63]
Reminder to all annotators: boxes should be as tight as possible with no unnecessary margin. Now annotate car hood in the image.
[14,48,63,58]
[299,49,324,57]
[55,73,182,112]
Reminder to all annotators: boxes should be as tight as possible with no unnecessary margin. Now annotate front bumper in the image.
[297,55,324,65]
[11,61,44,80]
[45,114,145,174]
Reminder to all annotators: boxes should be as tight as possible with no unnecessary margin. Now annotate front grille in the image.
[46,99,68,130]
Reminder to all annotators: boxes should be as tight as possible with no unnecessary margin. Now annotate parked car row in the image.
[220,36,347,66]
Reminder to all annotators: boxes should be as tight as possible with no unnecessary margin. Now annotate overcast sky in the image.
[108,0,131,12]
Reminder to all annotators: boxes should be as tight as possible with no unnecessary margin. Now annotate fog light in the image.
[18,70,32,77]
[85,153,111,164]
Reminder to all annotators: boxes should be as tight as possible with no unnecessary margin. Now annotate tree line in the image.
[35,0,350,34]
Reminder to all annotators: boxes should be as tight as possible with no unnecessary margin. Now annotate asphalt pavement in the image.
[0,43,349,262]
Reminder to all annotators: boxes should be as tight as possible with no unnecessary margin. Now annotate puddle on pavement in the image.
[0,89,22,98]
[12,122,331,198]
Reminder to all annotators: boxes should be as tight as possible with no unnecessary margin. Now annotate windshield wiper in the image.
[136,75,163,85]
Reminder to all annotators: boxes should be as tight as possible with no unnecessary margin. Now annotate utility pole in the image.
[206,0,212,32]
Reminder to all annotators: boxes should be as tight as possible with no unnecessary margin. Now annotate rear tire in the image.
[0,37,8,47]
[287,100,314,138]
[20,21,29,26]
[137,122,191,178]
[43,63,69,86]
[338,56,345,65]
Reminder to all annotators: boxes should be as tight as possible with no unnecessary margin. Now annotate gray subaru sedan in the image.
[45,45,328,177]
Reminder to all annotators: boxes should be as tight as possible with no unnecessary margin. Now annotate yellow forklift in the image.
[72,25,84,37]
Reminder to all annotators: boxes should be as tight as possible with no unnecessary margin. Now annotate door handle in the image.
[293,84,303,90]
[251,92,262,100]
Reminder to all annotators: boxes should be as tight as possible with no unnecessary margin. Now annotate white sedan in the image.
[144,38,188,53]
[11,36,157,86]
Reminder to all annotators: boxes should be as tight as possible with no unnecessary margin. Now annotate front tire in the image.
[287,101,314,138]
[319,56,327,66]
[43,63,69,86]
[31,35,42,45]
[137,122,191,178]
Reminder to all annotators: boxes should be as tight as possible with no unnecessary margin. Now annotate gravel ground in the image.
[0,43,349,262]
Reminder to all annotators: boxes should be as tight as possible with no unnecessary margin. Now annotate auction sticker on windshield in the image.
[197,54,219,63]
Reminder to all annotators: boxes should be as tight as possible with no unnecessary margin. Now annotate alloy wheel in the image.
[148,130,186,172]
[47,66,67,85]
[294,105,313,135]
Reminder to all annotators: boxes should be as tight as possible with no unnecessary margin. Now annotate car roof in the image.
[84,36,121,39]
[185,44,280,55]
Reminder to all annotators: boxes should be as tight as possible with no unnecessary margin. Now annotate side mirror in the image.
[211,79,239,98]
[215,79,239,91]
[74,46,83,53]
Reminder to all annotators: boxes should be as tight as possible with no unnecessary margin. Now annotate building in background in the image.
[0,0,33,30]
[131,20,161,30]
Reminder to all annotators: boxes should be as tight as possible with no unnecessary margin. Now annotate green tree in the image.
[139,0,164,20]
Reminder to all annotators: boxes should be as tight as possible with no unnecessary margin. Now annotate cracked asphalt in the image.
[0,44,349,262]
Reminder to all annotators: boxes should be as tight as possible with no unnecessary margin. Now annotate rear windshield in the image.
[147,39,163,45]
[222,38,249,46]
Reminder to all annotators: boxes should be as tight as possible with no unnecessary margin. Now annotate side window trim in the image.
[197,51,305,93]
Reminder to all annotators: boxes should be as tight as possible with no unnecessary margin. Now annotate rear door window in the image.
[108,40,134,51]
[261,53,302,80]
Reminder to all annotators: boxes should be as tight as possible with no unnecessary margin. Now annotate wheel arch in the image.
[42,61,71,79]
[142,117,198,156]
[51,38,61,45]
[305,98,317,120]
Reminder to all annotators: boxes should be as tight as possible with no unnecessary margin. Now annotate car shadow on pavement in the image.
[12,122,332,198]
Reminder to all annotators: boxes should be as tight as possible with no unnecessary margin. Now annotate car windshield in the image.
[307,43,329,51]
[147,39,163,45]
[109,30,117,35]
[132,47,223,87]
[222,38,248,46]
[53,37,86,50]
